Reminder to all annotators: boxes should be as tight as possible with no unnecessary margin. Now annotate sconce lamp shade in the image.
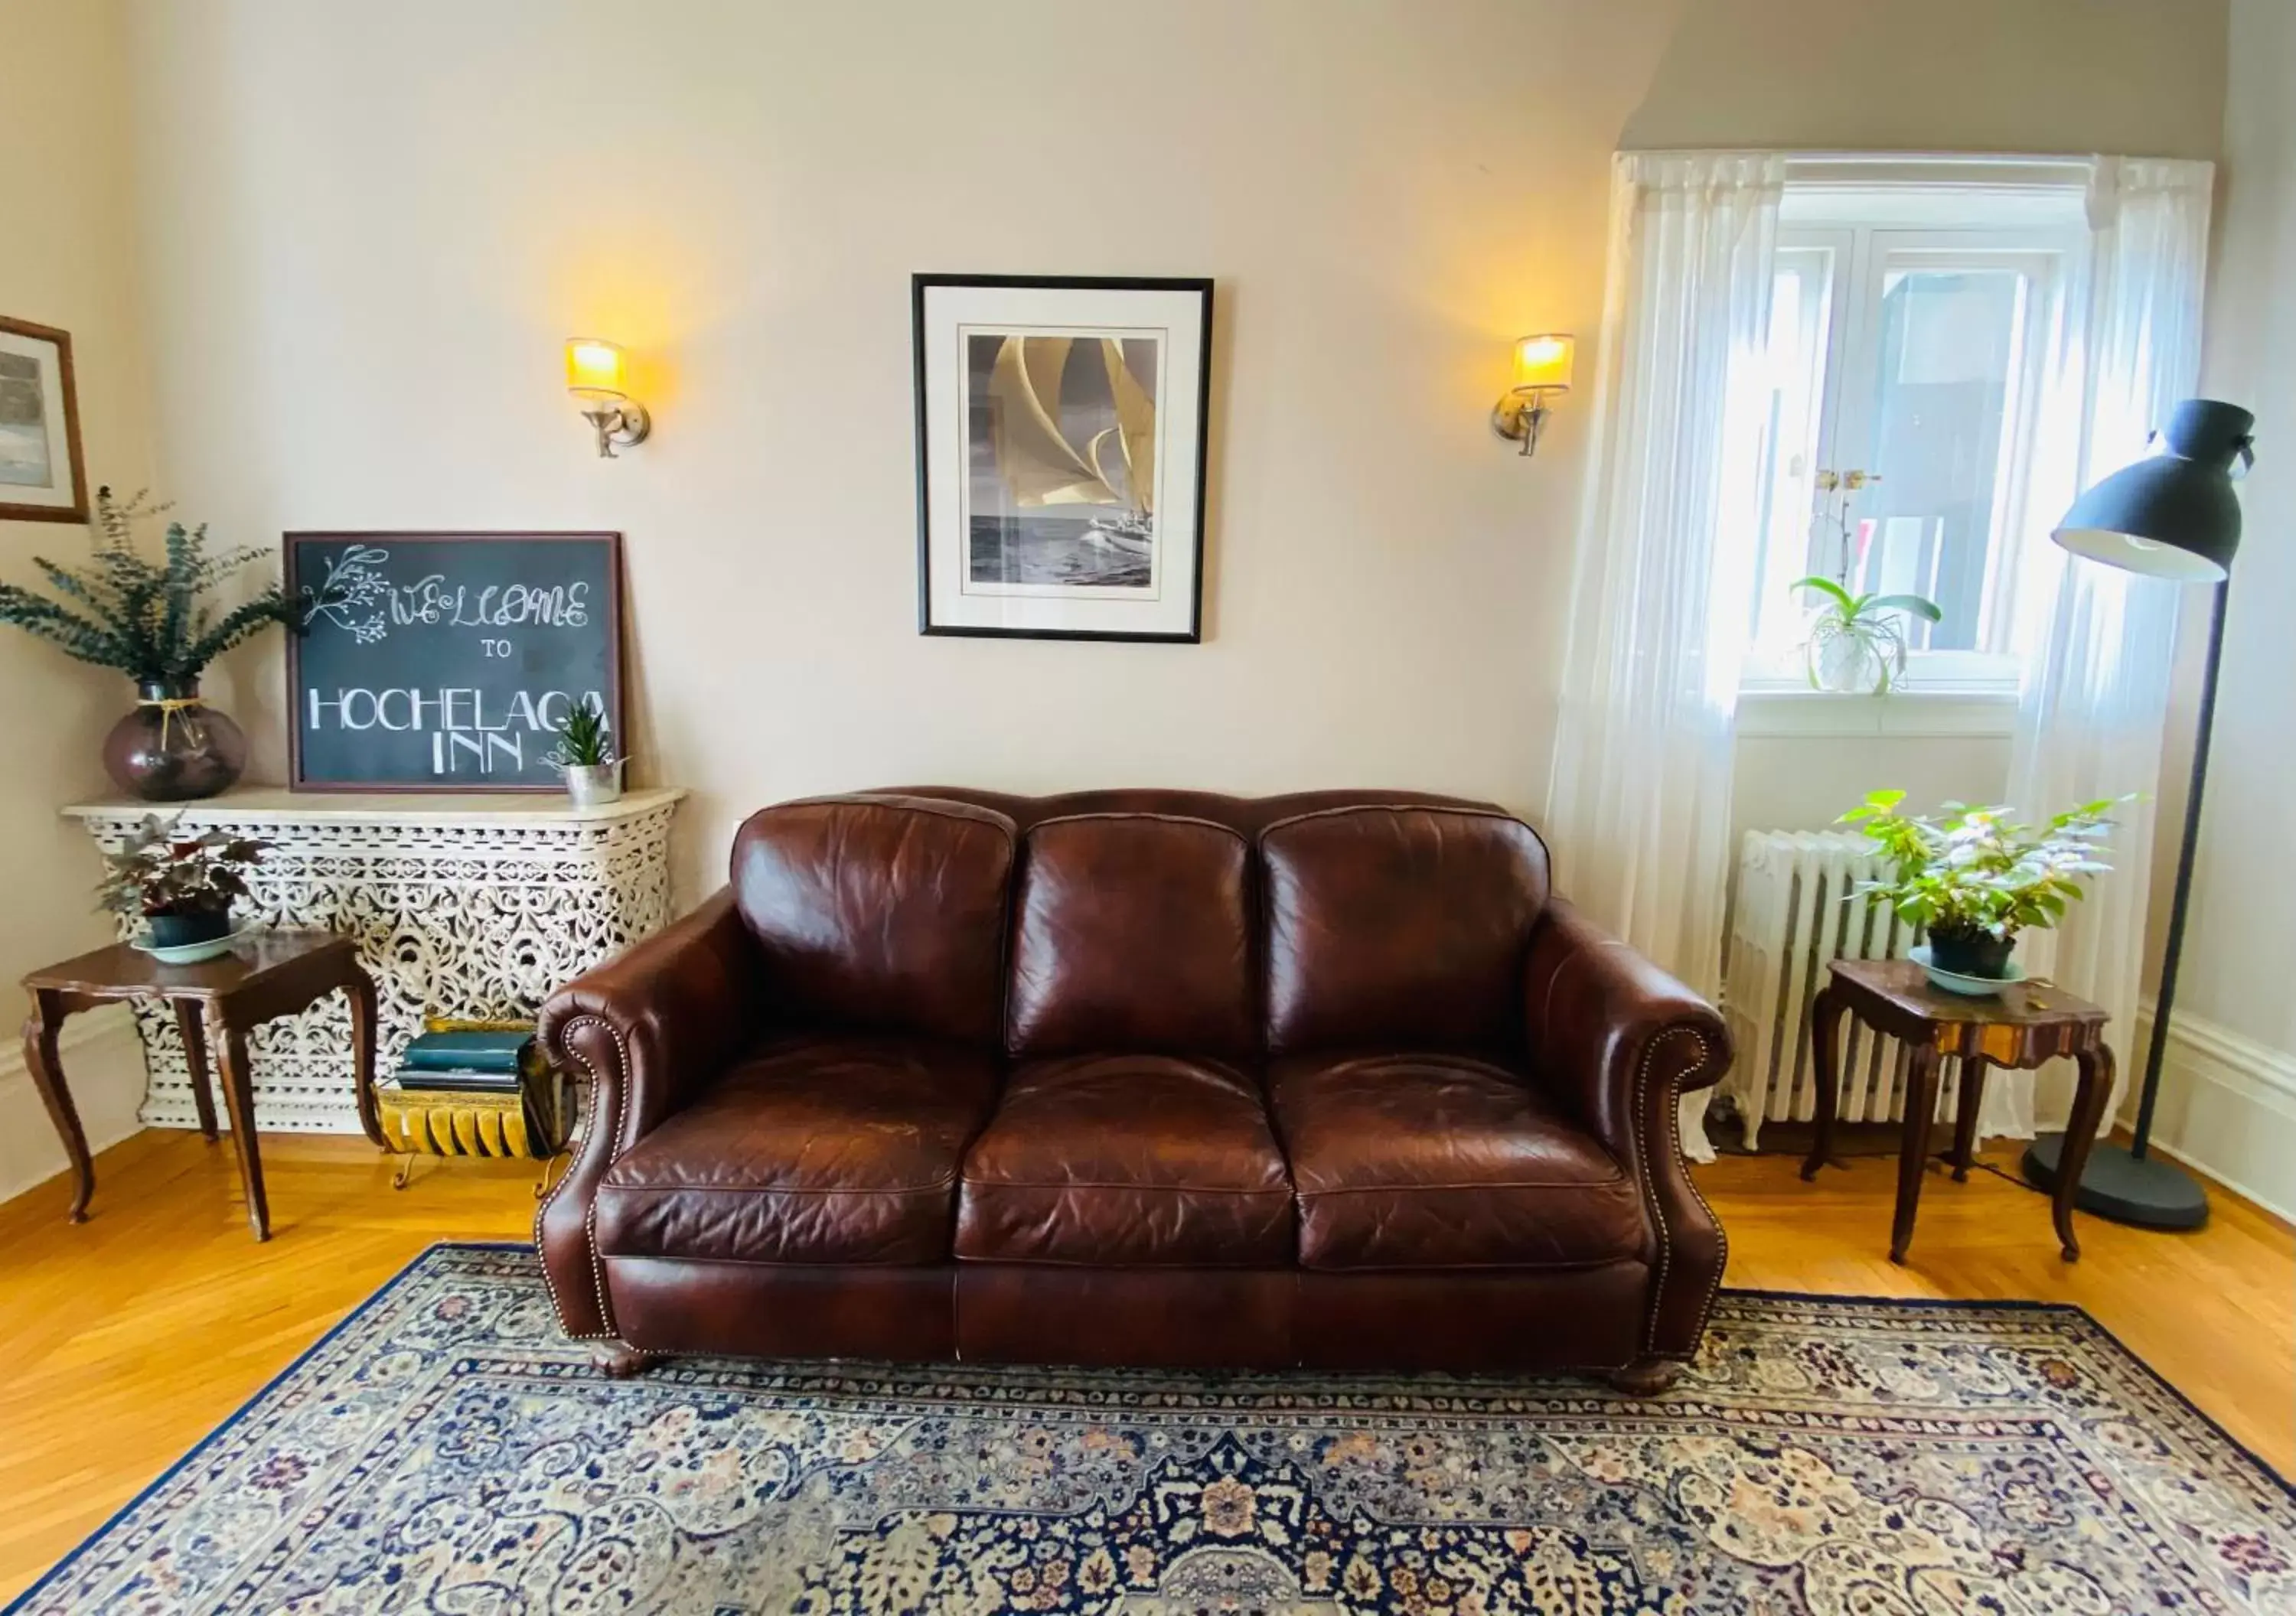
[1512,333,1574,394]
[565,337,628,402]
[2052,399,2252,582]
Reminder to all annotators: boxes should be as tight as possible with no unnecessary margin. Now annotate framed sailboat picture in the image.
[913,274,1212,641]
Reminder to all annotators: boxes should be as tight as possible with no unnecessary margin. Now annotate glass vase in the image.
[101,679,248,802]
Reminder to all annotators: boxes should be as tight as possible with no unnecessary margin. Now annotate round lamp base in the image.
[2020,1134,2210,1230]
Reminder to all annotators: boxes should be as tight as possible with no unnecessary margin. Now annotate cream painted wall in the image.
[0,0,161,1200]
[2139,0,2296,1214]
[1732,731,2011,849]
[1622,0,2225,157]
[122,0,1671,906]
[113,0,2229,915]
[2179,0,2295,1057]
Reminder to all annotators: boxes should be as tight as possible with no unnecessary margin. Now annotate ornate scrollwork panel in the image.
[70,797,681,1132]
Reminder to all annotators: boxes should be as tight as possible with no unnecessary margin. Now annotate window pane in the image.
[1749,252,1832,649]
[1846,267,2028,652]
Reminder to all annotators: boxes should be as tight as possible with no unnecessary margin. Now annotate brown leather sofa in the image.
[536,790,1730,1388]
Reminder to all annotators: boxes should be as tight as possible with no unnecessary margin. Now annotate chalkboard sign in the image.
[284,532,624,792]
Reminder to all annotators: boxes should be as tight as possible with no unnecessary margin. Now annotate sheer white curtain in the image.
[1988,157,2215,1137]
[1545,152,1786,1162]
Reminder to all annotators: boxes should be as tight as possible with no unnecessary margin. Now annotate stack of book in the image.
[391,1027,540,1091]
[374,1021,567,1168]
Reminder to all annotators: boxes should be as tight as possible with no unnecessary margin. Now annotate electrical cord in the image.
[1779,1146,2051,1199]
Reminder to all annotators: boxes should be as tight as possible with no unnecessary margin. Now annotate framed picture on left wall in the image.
[0,316,89,524]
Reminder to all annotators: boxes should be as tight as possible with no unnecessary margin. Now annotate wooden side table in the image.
[20,930,380,1240]
[1799,957,2115,1264]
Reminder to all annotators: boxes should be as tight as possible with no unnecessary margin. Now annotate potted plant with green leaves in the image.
[97,813,270,962]
[1795,577,1943,694]
[1840,789,2122,993]
[0,488,309,800]
[549,696,621,808]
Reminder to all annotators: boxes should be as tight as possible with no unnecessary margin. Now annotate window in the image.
[1744,182,2082,686]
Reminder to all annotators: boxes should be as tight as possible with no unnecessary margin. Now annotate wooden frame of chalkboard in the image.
[282,531,625,793]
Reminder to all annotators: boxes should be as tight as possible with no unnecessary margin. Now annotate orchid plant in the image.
[1794,577,1942,695]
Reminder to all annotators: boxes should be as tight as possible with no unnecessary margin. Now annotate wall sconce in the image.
[565,337,651,458]
[1492,333,1574,457]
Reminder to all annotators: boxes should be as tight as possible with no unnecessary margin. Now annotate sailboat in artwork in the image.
[987,337,1156,555]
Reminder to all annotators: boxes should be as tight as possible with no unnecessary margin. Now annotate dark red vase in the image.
[102,679,248,802]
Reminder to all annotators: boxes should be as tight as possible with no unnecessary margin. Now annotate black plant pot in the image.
[1928,927,2017,980]
[146,909,232,950]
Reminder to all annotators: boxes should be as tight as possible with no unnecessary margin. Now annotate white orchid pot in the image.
[1805,617,1906,695]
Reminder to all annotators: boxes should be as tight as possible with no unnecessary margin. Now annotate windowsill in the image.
[1735,684,2020,739]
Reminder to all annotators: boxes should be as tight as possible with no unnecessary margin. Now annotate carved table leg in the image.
[344,965,387,1150]
[22,990,93,1223]
[2055,1044,2116,1262]
[1951,1056,1989,1182]
[1800,984,1847,1181]
[1890,1044,1943,1264]
[210,1008,272,1241]
[174,999,220,1144]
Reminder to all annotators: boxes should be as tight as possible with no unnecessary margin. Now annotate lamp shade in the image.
[2052,399,2252,582]
[564,337,628,401]
[1512,333,1574,393]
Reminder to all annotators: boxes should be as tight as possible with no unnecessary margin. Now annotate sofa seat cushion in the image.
[957,1054,1294,1267]
[1268,1052,1647,1270]
[595,1035,999,1265]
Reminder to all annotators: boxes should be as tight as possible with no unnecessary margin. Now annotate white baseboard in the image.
[0,1005,148,1206]
[2129,999,2296,1223]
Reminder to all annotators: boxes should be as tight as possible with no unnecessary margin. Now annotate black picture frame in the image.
[282,531,625,793]
[912,273,1213,643]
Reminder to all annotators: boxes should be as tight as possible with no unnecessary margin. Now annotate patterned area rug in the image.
[11,1244,2290,1614]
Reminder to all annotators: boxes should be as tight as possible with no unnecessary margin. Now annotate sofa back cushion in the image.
[1008,813,1255,1058]
[731,794,1016,1045]
[1261,804,1550,1054]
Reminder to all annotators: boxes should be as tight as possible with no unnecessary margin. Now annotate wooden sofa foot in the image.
[592,1341,660,1379]
[1606,1357,1684,1396]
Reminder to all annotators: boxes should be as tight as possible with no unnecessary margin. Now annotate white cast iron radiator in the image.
[1720,830,1959,1148]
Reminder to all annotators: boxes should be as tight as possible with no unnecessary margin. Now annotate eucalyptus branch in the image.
[0,585,137,669]
[0,487,295,683]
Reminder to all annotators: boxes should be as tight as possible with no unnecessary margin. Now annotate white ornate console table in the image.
[63,787,684,1133]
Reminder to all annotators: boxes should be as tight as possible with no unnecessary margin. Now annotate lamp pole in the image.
[2129,579,2229,1160]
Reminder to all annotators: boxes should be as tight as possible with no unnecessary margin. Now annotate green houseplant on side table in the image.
[1841,789,2122,991]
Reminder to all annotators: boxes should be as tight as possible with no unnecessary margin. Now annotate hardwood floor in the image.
[0,1127,2288,1601]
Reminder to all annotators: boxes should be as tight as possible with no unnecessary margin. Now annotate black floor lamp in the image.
[2021,398,2255,1229]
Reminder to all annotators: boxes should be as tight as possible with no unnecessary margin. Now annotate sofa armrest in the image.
[534,888,760,1338]
[1523,898,1732,1361]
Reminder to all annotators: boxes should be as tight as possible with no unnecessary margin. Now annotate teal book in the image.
[400,1029,531,1074]
[390,1063,523,1093]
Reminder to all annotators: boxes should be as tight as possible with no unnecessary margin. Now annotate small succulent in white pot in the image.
[1795,577,1943,695]
[549,696,621,807]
